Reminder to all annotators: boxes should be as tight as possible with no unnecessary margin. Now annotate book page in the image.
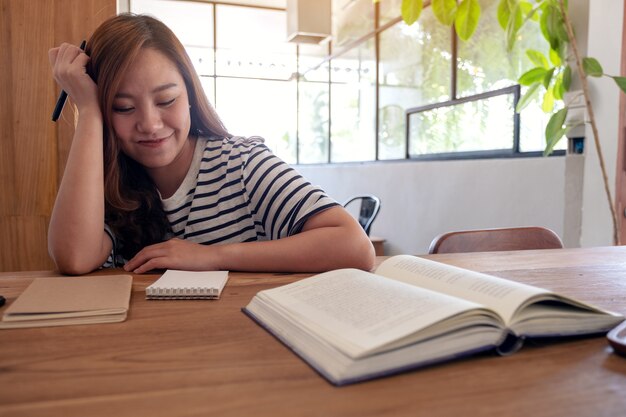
[257,268,491,358]
[375,255,549,324]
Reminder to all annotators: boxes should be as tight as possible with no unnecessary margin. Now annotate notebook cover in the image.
[0,275,132,328]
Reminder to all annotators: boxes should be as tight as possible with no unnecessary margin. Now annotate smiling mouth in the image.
[137,134,172,147]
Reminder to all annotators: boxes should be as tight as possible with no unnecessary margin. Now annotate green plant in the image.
[398,0,626,245]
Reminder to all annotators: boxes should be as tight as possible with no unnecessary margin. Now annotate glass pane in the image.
[378,7,452,160]
[519,95,567,153]
[408,93,516,156]
[215,78,297,164]
[299,43,330,82]
[130,0,214,76]
[298,43,330,164]
[456,0,565,153]
[456,0,547,97]
[130,0,213,47]
[216,5,296,80]
[379,0,402,26]
[298,81,329,164]
[198,76,215,108]
[332,0,374,50]
[330,39,376,162]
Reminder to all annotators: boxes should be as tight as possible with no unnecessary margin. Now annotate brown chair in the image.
[428,226,564,254]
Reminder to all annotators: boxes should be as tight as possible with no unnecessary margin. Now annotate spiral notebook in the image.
[146,270,229,300]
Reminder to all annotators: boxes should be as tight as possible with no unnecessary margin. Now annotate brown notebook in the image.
[0,275,132,329]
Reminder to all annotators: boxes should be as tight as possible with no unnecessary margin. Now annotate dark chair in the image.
[343,195,381,236]
[428,226,564,254]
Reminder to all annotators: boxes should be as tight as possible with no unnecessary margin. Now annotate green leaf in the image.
[497,0,512,30]
[582,57,603,77]
[527,49,549,69]
[562,65,572,91]
[543,67,555,89]
[544,107,569,155]
[545,107,568,140]
[613,76,626,93]
[432,0,458,26]
[544,126,570,156]
[522,0,539,22]
[520,1,534,19]
[539,4,551,42]
[401,0,423,26]
[506,2,523,51]
[518,67,547,85]
[544,4,566,50]
[455,0,481,41]
[516,83,541,113]
[549,48,561,66]
[542,86,555,112]
[553,74,564,100]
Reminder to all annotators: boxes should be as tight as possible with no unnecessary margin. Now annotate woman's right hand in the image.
[48,43,98,112]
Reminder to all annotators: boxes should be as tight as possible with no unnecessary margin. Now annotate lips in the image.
[136,133,173,147]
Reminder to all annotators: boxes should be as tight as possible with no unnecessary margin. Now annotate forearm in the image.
[215,224,375,273]
[48,107,110,274]
[123,207,376,274]
[215,207,376,272]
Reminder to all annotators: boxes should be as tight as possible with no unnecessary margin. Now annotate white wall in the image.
[581,0,624,246]
[298,156,581,255]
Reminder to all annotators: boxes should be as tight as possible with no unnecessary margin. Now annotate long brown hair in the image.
[85,13,230,259]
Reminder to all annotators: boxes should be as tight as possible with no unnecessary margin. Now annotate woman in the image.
[48,13,375,275]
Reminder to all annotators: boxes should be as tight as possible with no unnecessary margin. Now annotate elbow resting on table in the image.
[48,243,101,276]
[50,253,98,276]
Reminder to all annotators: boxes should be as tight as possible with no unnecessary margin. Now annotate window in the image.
[130,0,563,165]
[130,1,298,163]
[407,86,520,158]
[378,7,451,160]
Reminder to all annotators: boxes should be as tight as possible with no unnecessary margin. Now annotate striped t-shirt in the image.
[105,136,337,265]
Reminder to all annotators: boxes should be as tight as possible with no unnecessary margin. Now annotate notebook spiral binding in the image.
[146,286,220,300]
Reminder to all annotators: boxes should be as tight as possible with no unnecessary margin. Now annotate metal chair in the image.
[343,195,381,236]
[428,226,564,254]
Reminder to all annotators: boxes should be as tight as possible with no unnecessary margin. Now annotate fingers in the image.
[49,42,98,111]
[50,43,87,81]
[123,239,211,273]
[124,240,174,273]
[48,47,60,67]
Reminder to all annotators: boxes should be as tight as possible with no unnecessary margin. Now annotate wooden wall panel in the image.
[12,1,57,216]
[0,0,115,272]
[0,0,16,216]
[54,0,117,180]
[0,216,51,272]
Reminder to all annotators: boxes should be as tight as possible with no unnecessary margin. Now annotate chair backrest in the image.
[428,226,564,254]
[343,195,381,236]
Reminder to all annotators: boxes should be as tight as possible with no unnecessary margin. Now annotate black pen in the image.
[51,40,87,122]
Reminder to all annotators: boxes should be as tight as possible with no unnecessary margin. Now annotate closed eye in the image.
[159,98,176,107]
[113,106,134,114]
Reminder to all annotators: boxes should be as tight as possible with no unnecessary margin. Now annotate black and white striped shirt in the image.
[105,136,337,265]
[163,135,337,243]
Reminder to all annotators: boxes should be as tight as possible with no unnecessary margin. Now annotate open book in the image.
[243,255,624,386]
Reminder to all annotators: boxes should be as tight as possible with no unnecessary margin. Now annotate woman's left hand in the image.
[123,238,219,273]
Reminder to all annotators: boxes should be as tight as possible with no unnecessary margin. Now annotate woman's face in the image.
[111,47,193,177]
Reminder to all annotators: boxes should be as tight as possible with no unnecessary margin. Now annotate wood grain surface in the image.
[0,247,625,416]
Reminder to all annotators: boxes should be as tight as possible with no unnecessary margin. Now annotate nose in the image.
[136,105,163,134]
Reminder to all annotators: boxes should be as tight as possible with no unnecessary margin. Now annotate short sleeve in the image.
[102,224,125,268]
[240,140,339,239]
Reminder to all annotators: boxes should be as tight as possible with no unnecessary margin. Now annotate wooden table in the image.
[1,246,625,417]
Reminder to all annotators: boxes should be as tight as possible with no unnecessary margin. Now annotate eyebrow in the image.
[114,83,179,99]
